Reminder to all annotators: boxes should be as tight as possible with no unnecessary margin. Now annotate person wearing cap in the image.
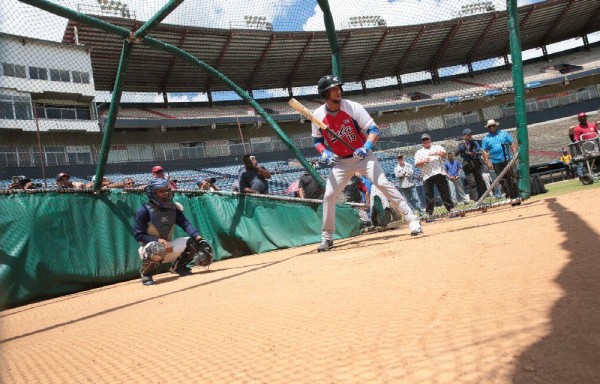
[310,75,423,251]
[571,112,598,142]
[394,154,423,215]
[456,128,487,201]
[414,133,455,217]
[56,172,85,189]
[481,119,521,205]
[151,165,177,189]
[196,177,220,192]
[559,148,575,179]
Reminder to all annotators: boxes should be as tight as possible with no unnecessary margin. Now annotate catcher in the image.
[133,179,213,286]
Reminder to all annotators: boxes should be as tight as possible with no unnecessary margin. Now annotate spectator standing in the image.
[444,153,470,204]
[414,133,455,217]
[239,154,271,194]
[298,172,324,199]
[310,75,422,251]
[133,179,213,286]
[196,177,220,192]
[559,148,575,179]
[572,112,599,142]
[456,128,487,201]
[394,154,424,215]
[481,119,521,205]
[151,165,177,190]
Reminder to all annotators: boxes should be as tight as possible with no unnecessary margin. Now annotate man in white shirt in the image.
[414,133,455,217]
[394,154,424,215]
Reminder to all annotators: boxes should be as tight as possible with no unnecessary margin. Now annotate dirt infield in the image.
[2,188,600,384]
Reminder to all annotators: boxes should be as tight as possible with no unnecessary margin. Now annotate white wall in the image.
[0,33,95,97]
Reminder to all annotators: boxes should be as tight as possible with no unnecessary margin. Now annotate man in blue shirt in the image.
[443,152,470,204]
[481,119,521,205]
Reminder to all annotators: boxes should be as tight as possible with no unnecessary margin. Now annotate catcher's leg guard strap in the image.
[140,260,160,277]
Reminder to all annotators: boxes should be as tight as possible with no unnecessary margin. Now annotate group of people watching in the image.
[393,118,522,217]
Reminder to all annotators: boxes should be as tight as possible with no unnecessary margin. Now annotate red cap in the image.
[151,165,164,173]
[577,112,587,119]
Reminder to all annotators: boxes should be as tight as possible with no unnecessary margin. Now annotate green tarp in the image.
[0,192,360,308]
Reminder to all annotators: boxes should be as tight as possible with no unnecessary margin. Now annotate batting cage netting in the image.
[2,0,600,305]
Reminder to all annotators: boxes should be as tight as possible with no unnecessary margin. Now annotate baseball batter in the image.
[311,75,423,252]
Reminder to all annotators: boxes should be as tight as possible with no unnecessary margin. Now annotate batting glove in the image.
[320,150,338,165]
[353,147,369,160]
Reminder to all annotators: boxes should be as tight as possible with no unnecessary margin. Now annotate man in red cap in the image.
[571,112,598,142]
[151,165,177,189]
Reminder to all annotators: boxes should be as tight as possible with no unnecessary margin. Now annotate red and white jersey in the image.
[311,99,374,157]
[574,122,599,142]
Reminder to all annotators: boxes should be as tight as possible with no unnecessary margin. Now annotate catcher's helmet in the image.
[318,75,343,98]
[146,178,172,207]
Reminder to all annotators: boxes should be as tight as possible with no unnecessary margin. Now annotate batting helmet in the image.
[318,75,343,98]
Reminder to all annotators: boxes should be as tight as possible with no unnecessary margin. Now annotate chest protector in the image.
[144,203,176,241]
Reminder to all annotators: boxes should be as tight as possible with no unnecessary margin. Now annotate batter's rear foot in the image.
[317,239,334,252]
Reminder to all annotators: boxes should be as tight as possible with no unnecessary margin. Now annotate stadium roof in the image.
[63,0,600,94]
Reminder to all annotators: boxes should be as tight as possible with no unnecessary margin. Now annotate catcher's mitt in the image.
[190,239,213,267]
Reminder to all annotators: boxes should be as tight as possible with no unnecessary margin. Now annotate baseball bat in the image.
[288,98,356,152]
[475,152,520,207]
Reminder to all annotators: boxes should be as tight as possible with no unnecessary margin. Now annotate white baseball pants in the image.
[321,153,417,241]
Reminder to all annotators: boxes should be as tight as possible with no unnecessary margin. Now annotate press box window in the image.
[2,63,26,78]
[29,67,48,80]
[72,71,90,84]
[50,69,70,82]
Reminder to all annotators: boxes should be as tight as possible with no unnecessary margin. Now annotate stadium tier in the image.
[98,46,600,125]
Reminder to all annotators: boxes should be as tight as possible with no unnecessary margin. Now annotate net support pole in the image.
[93,41,133,190]
[317,0,342,79]
[141,37,325,188]
[507,0,531,198]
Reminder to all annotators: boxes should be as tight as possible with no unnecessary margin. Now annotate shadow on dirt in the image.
[512,198,600,383]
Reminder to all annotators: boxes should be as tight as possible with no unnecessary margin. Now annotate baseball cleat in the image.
[317,239,334,252]
[172,266,193,276]
[141,275,155,286]
[409,220,423,236]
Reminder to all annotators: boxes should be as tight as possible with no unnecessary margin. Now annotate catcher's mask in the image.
[146,179,172,208]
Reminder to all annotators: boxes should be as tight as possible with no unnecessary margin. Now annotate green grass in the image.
[530,178,600,201]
